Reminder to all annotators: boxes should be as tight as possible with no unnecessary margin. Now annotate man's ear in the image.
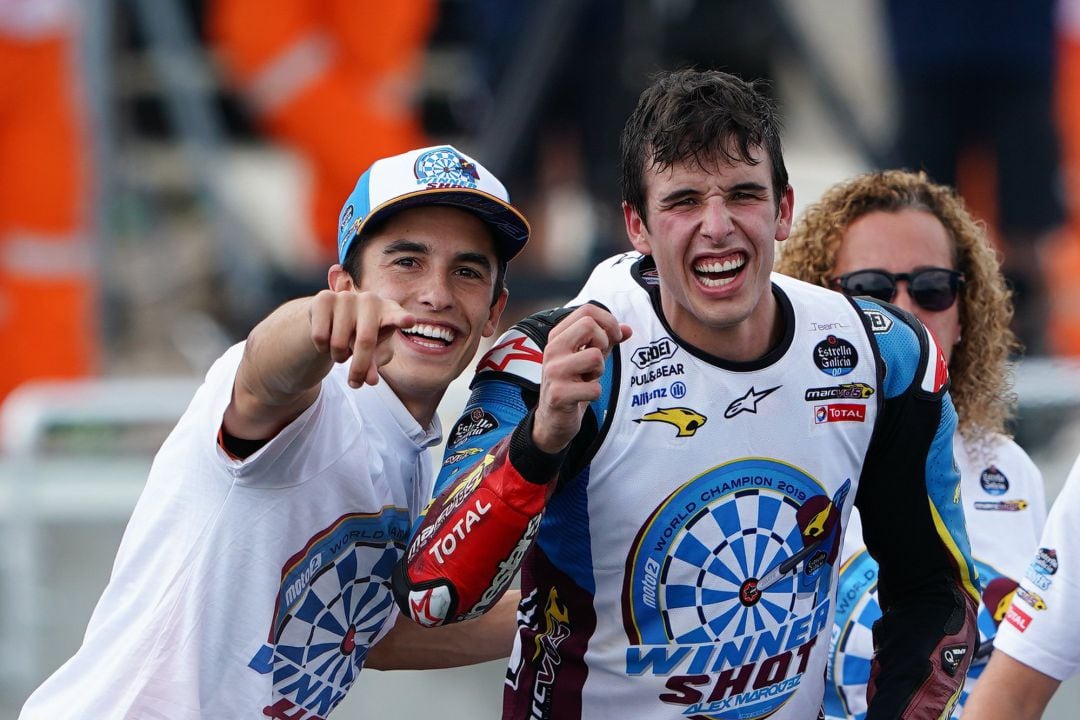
[773,185,795,243]
[484,289,510,337]
[329,264,355,291]
[624,202,652,255]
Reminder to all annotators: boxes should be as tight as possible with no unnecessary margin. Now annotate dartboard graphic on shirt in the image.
[624,458,849,720]
[413,146,479,189]
[249,510,410,717]
[827,554,1006,719]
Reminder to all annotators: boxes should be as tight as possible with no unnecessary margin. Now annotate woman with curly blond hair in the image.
[776,169,1047,719]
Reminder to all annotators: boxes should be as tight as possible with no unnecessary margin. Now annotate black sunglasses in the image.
[831,268,965,311]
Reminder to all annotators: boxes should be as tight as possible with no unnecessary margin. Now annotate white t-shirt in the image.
[826,432,1046,718]
[20,343,440,719]
[994,451,1080,681]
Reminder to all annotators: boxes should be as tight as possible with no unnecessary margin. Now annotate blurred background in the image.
[1,0,1079,717]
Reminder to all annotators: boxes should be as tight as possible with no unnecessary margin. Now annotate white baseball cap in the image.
[336,145,530,264]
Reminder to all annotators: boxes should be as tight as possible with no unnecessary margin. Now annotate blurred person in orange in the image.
[1046,0,1080,356]
[209,0,435,267]
[0,0,97,402]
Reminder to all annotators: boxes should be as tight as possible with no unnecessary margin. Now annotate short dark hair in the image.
[620,69,789,228]
[342,221,508,307]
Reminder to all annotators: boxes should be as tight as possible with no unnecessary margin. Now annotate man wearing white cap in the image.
[20,145,529,720]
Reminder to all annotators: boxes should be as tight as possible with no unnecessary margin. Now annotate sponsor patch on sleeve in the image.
[862,308,894,333]
[475,329,543,384]
[919,331,949,393]
[1005,604,1032,632]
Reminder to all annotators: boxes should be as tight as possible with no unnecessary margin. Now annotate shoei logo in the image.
[633,407,707,437]
[414,147,480,189]
[631,337,678,369]
[862,309,893,333]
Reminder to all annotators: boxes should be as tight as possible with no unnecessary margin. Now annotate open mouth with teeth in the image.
[693,253,746,288]
[401,322,457,348]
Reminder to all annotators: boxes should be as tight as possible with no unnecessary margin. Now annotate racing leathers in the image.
[393,254,980,719]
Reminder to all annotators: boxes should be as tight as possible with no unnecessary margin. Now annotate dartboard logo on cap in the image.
[414,146,480,189]
[623,458,848,720]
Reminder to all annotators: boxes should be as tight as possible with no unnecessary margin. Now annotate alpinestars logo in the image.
[724,386,781,418]
[476,333,543,379]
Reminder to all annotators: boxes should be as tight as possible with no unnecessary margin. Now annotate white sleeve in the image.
[194,341,339,488]
[993,452,1080,680]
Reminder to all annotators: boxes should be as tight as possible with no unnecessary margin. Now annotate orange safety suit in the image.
[209,0,435,262]
[1048,4,1080,355]
[0,1,96,402]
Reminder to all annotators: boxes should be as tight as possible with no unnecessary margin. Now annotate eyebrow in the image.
[383,239,431,256]
[657,188,700,205]
[656,181,770,206]
[383,239,493,271]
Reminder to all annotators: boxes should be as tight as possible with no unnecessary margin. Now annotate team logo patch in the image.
[804,383,874,401]
[814,403,867,424]
[723,385,781,418]
[476,331,543,382]
[414,146,480,189]
[633,407,706,437]
[813,335,858,376]
[448,408,499,448]
[973,500,1028,512]
[979,466,1009,495]
[631,337,678,369]
[862,309,893,334]
[1033,548,1059,575]
[339,204,354,233]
